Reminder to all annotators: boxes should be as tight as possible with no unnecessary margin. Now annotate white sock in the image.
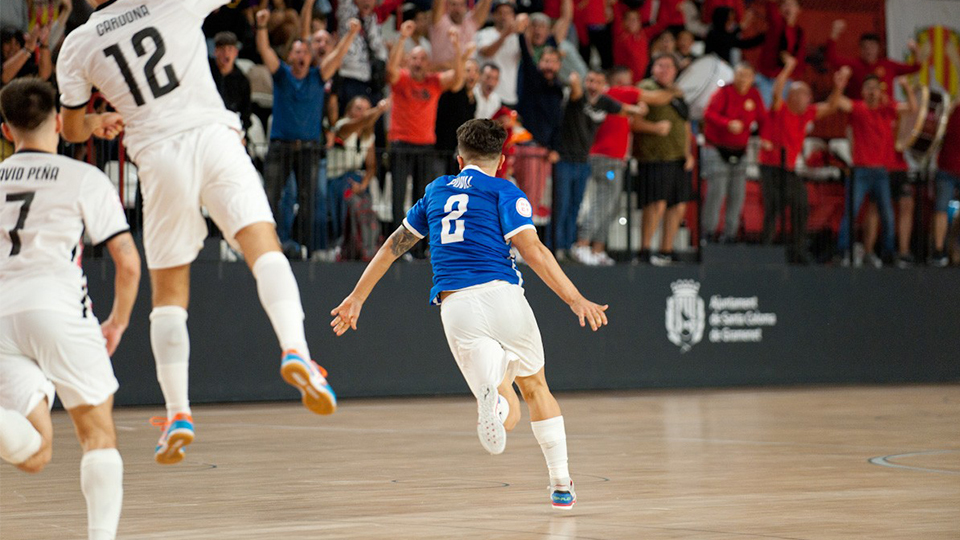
[150,306,191,419]
[81,448,123,540]
[0,407,42,464]
[251,251,310,357]
[531,416,570,486]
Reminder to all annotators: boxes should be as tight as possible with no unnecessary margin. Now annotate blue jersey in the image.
[403,166,536,304]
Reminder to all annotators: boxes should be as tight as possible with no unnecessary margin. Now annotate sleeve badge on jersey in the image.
[516,198,533,218]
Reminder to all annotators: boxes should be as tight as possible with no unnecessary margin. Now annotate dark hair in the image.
[587,68,608,81]
[608,65,632,80]
[860,33,881,44]
[862,74,881,86]
[456,119,507,163]
[540,46,561,61]
[1,26,24,48]
[651,52,680,70]
[481,62,501,73]
[345,95,372,111]
[0,77,57,132]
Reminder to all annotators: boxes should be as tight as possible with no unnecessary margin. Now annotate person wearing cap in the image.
[476,0,521,107]
[209,31,252,133]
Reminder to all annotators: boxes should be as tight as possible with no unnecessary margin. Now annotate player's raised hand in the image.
[256,9,271,28]
[330,296,363,336]
[400,20,416,39]
[101,318,127,356]
[347,18,362,35]
[93,113,125,140]
[569,297,609,332]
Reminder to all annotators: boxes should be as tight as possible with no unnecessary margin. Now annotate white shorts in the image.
[0,311,118,413]
[137,123,275,269]
[439,281,545,399]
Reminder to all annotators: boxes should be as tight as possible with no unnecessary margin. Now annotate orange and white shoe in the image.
[152,413,194,465]
[280,350,337,415]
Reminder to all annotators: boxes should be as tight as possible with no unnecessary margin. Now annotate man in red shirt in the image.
[826,19,927,99]
[612,5,649,85]
[835,75,917,266]
[701,62,766,243]
[758,56,847,263]
[932,105,960,266]
[387,21,467,240]
[755,0,805,107]
[570,66,677,264]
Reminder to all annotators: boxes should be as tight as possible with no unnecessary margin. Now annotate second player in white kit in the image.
[56,0,336,465]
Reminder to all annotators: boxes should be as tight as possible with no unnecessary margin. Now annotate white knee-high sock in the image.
[150,306,191,419]
[0,407,42,464]
[251,251,310,358]
[531,416,570,486]
[81,448,123,540]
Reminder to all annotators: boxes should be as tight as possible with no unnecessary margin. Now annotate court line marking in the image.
[867,450,960,476]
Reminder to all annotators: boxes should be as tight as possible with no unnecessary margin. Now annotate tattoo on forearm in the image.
[389,227,420,257]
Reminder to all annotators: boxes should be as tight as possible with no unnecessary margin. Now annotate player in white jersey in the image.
[0,78,140,540]
[56,0,336,464]
[331,120,610,509]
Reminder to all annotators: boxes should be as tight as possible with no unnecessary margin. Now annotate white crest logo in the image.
[666,280,705,353]
[516,198,533,218]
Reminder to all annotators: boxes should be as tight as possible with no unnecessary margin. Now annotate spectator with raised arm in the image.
[387,21,468,253]
[431,0,493,69]
[476,0,520,107]
[337,0,388,117]
[758,56,848,264]
[633,54,694,266]
[257,9,361,258]
[1,24,53,85]
[525,1,582,81]
[701,62,765,244]
[436,58,481,174]
[515,13,565,219]
[755,0,805,106]
[612,5,650,85]
[827,19,927,99]
[704,6,764,65]
[835,75,917,268]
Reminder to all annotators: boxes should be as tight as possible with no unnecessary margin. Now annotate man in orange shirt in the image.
[387,20,468,244]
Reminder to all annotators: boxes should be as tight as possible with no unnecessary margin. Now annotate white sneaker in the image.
[650,253,672,266]
[853,243,865,268]
[593,251,615,266]
[570,245,591,264]
[866,253,883,269]
[550,480,577,510]
[476,384,506,455]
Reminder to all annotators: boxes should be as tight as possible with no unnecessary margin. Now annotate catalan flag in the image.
[915,26,960,98]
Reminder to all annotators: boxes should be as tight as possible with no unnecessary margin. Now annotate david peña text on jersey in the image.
[96,5,150,37]
[0,166,60,182]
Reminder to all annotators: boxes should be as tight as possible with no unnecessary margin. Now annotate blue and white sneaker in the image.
[280,350,337,415]
[477,384,506,455]
[551,480,577,510]
[151,413,194,465]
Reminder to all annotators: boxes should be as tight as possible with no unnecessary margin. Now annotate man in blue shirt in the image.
[331,119,609,510]
[255,10,359,256]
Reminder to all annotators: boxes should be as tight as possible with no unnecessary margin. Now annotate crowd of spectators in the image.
[1,0,959,266]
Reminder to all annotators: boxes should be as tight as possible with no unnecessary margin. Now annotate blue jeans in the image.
[277,172,297,244]
[935,169,960,213]
[838,167,895,254]
[552,161,591,249]
[276,159,328,251]
[328,170,362,245]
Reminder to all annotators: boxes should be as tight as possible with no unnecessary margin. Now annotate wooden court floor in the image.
[1,385,958,539]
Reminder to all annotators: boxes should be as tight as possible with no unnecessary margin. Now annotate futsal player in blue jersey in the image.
[331,119,609,509]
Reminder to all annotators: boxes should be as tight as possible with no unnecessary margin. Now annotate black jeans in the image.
[264,140,322,252]
[390,142,440,230]
[760,165,809,258]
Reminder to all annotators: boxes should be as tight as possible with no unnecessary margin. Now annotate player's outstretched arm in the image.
[102,232,141,355]
[511,229,609,331]
[330,225,421,336]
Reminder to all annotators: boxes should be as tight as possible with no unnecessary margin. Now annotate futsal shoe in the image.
[550,480,577,510]
[151,413,194,465]
[477,384,506,455]
[280,350,337,415]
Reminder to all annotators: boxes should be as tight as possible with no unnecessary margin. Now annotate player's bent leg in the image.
[149,265,194,464]
[497,377,521,432]
[0,400,53,473]
[516,369,576,509]
[68,397,123,540]
[235,222,336,415]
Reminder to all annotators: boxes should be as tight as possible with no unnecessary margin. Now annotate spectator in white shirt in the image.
[475,0,520,106]
[474,62,502,119]
[431,0,493,69]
